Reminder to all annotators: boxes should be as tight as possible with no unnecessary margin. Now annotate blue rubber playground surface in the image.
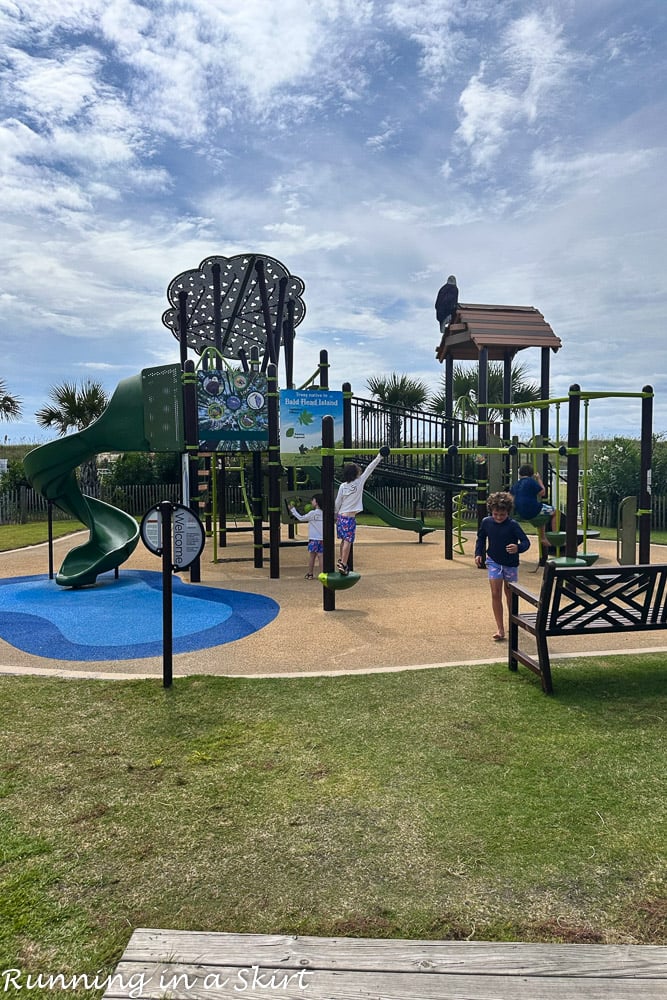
[0,570,279,661]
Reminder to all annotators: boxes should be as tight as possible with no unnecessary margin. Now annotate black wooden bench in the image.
[508,562,667,694]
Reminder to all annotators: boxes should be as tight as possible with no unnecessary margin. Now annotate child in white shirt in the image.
[334,447,389,574]
[289,494,324,579]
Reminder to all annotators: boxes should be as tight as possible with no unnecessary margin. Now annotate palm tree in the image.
[365,373,431,446]
[366,373,432,409]
[429,362,541,426]
[35,380,109,496]
[0,378,22,422]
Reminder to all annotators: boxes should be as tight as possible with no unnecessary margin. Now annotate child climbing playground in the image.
[335,446,390,575]
[474,491,531,642]
[510,463,557,549]
[289,494,324,579]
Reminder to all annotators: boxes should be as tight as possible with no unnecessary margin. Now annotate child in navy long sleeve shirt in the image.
[475,491,530,641]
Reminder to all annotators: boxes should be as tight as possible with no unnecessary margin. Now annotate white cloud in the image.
[530,147,658,196]
[366,119,402,152]
[455,10,581,171]
[1,0,666,442]
[386,0,466,82]
[5,46,104,123]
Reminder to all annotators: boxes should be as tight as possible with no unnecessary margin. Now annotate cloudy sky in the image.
[1,0,665,443]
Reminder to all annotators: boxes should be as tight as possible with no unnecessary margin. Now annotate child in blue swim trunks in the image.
[475,491,531,641]
[334,447,389,574]
[289,494,324,579]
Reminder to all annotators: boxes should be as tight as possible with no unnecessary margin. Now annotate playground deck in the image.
[1,526,667,681]
[104,928,667,999]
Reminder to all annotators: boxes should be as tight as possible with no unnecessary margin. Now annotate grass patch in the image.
[0,657,665,995]
[0,521,85,553]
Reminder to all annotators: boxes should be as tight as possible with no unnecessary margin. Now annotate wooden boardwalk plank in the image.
[102,929,667,999]
[119,929,667,977]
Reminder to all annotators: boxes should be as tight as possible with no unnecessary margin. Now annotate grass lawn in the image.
[0,658,665,997]
[0,521,85,552]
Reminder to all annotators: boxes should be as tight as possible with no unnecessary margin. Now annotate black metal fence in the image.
[3,484,667,531]
[349,396,478,487]
[0,484,247,525]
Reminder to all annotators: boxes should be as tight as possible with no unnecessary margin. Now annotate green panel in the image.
[142,364,184,451]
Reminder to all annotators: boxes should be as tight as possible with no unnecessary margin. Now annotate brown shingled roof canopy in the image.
[436,303,562,363]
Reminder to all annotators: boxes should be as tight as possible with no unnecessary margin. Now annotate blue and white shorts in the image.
[308,540,324,554]
[336,514,357,543]
[486,557,519,583]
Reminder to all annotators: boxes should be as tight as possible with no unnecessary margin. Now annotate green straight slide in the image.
[360,488,435,538]
[24,366,184,587]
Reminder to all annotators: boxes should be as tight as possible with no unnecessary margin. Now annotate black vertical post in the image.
[267,363,280,578]
[287,465,296,540]
[319,349,329,389]
[178,290,188,369]
[256,260,275,369]
[341,382,353,571]
[284,300,296,388]
[182,360,201,582]
[477,348,489,525]
[322,416,336,611]
[444,353,454,560]
[250,347,263,568]
[47,501,54,579]
[159,500,173,689]
[565,384,581,560]
[342,381,352,448]
[502,350,512,444]
[212,261,222,355]
[503,349,512,488]
[540,346,551,494]
[221,255,256,355]
[638,385,653,564]
[218,457,227,548]
[272,275,287,368]
[252,451,263,568]
[204,455,212,536]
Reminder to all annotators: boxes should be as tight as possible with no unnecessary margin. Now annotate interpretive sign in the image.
[198,369,268,451]
[279,389,343,466]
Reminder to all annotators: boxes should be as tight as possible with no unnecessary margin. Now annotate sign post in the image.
[160,501,174,687]
[140,501,205,688]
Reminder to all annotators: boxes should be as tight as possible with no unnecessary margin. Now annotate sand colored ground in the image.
[1,524,666,682]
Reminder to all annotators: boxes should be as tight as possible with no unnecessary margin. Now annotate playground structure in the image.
[22,261,654,591]
[434,303,653,565]
[23,254,442,588]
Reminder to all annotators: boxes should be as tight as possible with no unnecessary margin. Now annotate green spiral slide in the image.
[24,365,184,588]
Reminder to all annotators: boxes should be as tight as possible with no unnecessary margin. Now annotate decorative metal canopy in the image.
[162,253,306,361]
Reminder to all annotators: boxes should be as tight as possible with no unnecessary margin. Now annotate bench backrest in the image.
[537,562,667,635]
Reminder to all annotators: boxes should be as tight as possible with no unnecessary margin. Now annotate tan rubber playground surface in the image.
[1,525,666,680]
